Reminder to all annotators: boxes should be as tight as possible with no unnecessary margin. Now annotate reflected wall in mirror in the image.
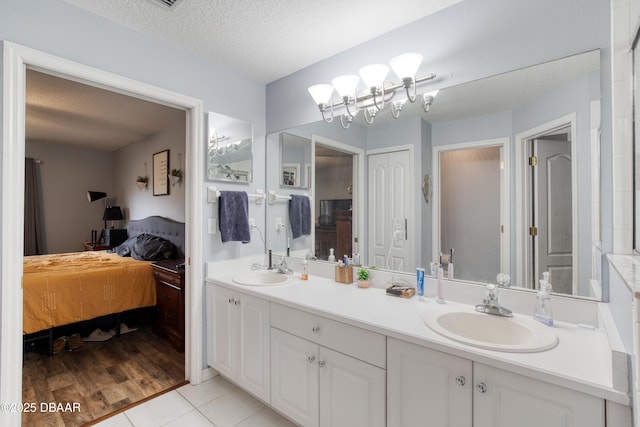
[207,111,253,183]
[266,50,602,299]
[280,133,311,189]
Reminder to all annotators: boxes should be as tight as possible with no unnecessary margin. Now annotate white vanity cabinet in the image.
[270,303,386,427]
[388,338,605,427]
[473,363,604,427]
[206,283,270,402]
[387,337,472,426]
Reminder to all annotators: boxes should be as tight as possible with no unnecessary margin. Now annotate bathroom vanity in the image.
[206,259,630,427]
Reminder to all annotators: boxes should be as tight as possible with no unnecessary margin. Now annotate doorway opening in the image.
[311,135,364,262]
[515,114,577,294]
[2,41,204,422]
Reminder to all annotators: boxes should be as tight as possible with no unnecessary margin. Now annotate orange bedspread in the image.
[23,251,157,334]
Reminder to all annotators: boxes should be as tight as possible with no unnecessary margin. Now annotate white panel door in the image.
[368,149,413,272]
[206,284,235,379]
[474,363,604,427]
[534,138,573,294]
[236,293,270,402]
[271,328,319,427]
[319,346,385,427]
[387,337,472,427]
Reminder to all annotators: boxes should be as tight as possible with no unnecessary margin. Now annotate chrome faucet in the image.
[274,256,294,275]
[475,283,513,317]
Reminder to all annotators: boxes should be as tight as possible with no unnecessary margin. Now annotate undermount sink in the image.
[232,270,291,286]
[423,304,558,353]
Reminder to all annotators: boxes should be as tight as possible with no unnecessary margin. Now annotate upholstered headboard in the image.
[127,216,185,258]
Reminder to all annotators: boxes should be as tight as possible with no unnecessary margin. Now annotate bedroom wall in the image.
[25,140,115,254]
[114,117,186,224]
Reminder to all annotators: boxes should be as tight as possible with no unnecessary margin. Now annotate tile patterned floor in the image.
[94,375,297,427]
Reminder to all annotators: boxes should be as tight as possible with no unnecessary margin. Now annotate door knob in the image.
[476,382,487,393]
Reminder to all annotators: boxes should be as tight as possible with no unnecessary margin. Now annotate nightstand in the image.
[151,259,185,352]
[83,242,114,251]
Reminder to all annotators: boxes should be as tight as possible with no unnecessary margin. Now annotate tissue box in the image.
[334,266,353,284]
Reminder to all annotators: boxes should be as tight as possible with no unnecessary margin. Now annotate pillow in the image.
[109,235,137,257]
[130,233,176,261]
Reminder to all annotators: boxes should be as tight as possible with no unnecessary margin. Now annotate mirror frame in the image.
[206,111,253,183]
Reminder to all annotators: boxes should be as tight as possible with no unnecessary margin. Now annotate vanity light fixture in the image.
[208,130,240,158]
[308,52,437,129]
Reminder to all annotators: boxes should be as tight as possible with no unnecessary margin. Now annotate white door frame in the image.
[514,113,577,291]
[2,41,204,422]
[311,134,365,260]
[431,138,510,276]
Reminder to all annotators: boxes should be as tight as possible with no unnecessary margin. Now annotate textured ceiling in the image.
[26,70,184,150]
[61,0,462,83]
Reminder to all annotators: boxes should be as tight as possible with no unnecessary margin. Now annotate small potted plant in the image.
[169,168,183,186]
[357,268,370,288]
[136,175,148,190]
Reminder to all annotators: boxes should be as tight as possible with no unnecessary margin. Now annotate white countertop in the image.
[207,268,629,405]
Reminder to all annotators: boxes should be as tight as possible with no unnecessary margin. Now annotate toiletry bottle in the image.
[416,268,425,301]
[533,272,553,326]
[328,248,336,263]
[436,266,445,304]
[301,260,309,280]
[447,248,454,279]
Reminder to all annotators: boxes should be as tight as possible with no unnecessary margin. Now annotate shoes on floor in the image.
[83,328,115,342]
[52,333,83,353]
[52,336,67,354]
[67,333,83,351]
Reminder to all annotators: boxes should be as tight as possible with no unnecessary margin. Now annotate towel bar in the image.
[206,186,266,204]
[268,190,311,205]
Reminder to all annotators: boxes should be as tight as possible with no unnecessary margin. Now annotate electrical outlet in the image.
[249,218,256,231]
[208,218,217,235]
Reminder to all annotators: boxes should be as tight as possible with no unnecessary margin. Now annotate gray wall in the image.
[25,141,115,253]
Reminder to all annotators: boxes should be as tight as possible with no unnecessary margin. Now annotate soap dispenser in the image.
[533,271,553,326]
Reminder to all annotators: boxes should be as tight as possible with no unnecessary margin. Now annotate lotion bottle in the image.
[533,271,553,326]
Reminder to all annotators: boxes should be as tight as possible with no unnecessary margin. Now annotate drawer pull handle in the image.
[312,326,320,334]
[476,382,487,393]
[307,355,316,363]
[318,360,325,368]
[456,376,466,387]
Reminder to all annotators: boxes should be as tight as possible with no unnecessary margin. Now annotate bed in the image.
[23,216,185,335]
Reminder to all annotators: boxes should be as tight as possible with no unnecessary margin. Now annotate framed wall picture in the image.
[282,163,300,187]
[153,149,170,196]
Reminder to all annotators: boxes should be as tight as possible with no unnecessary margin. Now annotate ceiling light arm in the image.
[340,113,354,129]
[319,103,334,123]
[370,86,385,111]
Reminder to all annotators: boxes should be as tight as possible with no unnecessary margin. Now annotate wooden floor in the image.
[22,327,185,426]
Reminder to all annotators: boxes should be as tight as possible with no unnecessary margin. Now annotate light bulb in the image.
[359,64,389,88]
[389,52,423,80]
[308,84,334,105]
[332,75,360,98]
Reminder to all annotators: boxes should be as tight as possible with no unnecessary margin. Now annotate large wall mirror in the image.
[207,111,253,183]
[266,50,602,300]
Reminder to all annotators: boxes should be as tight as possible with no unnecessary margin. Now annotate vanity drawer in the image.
[271,303,386,368]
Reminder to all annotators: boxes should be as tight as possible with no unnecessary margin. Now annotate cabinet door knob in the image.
[318,360,325,368]
[312,326,320,334]
[228,298,234,304]
[476,382,487,393]
[234,299,240,306]
[455,376,466,387]
[307,355,316,363]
